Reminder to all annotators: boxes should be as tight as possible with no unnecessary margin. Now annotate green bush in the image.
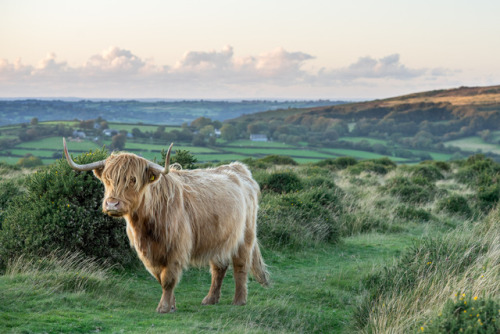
[455,155,500,187]
[394,205,432,222]
[347,157,396,175]
[303,175,336,189]
[421,294,500,333]
[314,156,358,170]
[17,154,43,168]
[0,180,25,229]
[384,177,436,204]
[420,160,451,172]
[257,155,298,166]
[258,186,342,249]
[437,194,472,217]
[477,183,500,211]
[160,149,197,169]
[260,170,303,193]
[0,149,135,269]
[403,164,444,182]
[243,155,298,169]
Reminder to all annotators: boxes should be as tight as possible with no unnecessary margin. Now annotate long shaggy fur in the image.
[93,153,269,312]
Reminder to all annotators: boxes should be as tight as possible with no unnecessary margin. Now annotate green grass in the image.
[17,137,100,151]
[338,136,389,145]
[444,136,500,154]
[193,154,250,162]
[320,148,408,161]
[0,156,23,164]
[223,140,296,148]
[220,148,333,159]
[0,232,415,333]
[107,123,178,133]
[124,142,218,153]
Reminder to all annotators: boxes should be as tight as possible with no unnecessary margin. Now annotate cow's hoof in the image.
[156,305,176,313]
[232,299,247,306]
[201,295,219,305]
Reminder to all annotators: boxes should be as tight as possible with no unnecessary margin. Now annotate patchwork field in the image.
[445,136,500,155]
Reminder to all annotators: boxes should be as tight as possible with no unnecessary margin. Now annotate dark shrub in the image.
[303,175,336,189]
[437,194,472,217]
[258,187,342,249]
[243,155,297,169]
[477,183,500,211]
[0,180,25,229]
[315,156,358,170]
[394,205,432,222]
[0,149,135,269]
[406,164,444,182]
[384,177,436,204]
[347,157,396,175]
[258,155,298,166]
[17,154,43,167]
[456,155,500,187]
[260,170,303,193]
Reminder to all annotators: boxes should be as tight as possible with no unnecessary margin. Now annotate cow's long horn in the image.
[164,143,174,175]
[63,137,106,171]
[147,143,174,175]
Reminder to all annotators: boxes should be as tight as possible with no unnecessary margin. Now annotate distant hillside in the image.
[0,99,343,127]
[227,84,500,161]
[233,85,500,123]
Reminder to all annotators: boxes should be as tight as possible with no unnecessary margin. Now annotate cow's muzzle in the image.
[104,199,124,217]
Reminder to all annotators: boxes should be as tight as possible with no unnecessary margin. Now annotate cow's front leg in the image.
[156,264,182,313]
[202,261,228,305]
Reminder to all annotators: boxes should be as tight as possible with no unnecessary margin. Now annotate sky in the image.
[1,0,499,100]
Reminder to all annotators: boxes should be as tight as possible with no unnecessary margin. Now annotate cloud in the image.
[318,54,426,84]
[174,45,234,71]
[0,46,457,98]
[84,47,147,74]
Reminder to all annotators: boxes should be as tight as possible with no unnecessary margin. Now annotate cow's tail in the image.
[251,242,270,287]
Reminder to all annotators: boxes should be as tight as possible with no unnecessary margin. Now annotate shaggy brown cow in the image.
[63,138,269,313]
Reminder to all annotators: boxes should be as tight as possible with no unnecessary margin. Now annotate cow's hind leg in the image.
[156,263,182,313]
[232,245,251,306]
[202,261,228,305]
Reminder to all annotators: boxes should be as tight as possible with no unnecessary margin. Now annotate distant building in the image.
[214,129,221,137]
[103,129,118,136]
[72,130,86,138]
[250,134,268,142]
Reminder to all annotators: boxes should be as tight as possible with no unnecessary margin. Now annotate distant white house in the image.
[250,134,268,142]
[103,129,118,137]
[214,129,221,137]
[72,130,86,138]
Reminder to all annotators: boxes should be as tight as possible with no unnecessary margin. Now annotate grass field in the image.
[107,123,178,133]
[0,232,417,333]
[17,137,101,151]
[445,136,500,155]
[222,140,296,148]
[338,136,389,145]
[2,118,497,166]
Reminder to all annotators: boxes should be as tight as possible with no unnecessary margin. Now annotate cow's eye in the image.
[130,177,136,185]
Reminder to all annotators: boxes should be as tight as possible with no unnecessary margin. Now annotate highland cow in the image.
[63,139,269,313]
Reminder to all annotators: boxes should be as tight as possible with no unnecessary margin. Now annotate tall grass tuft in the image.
[354,205,500,333]
[5,251,118,296]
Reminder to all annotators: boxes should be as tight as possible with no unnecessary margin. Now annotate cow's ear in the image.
[146,167,161,184]
[93,167,104,180]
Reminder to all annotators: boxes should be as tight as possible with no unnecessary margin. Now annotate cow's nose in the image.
[106,200,120,211]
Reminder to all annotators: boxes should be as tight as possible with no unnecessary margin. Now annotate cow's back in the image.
[170,163,258,266]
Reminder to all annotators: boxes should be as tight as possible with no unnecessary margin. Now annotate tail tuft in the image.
[251,243,270,287]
